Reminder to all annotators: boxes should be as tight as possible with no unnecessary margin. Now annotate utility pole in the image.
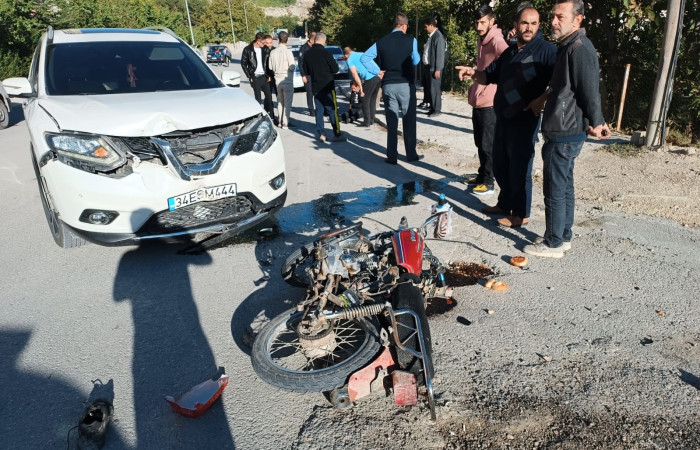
[644,0,685,149]
[184,0,196,46]
[227,0,237,47]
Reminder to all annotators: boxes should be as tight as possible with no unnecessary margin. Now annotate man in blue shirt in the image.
[362,12,423,164]
[344,47,381,128]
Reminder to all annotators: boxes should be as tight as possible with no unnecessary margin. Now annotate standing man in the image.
[241,32,274,119]
[458,7,556,228]
[268,31,295,129]
[524,0,610,258]
[303,32,345,143]
[362,12,423,165]
[459,5,509,196]
[423,15,446,118]
[344,47,381,128]
[264,34,278,110]
[298,32,316,116]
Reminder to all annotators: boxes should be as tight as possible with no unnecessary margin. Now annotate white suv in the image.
[4,27,286,248]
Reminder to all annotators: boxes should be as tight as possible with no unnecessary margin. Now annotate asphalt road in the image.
[0,62,453,448]
[2,58,699,449]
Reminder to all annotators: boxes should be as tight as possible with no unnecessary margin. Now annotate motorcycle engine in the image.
[322,243,378,279]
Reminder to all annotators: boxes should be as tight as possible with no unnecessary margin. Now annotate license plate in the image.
[167,183,237,211]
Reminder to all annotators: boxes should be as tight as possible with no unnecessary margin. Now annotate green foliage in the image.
[253,0,295,6]
[0,51,30,80]
[198,0,266,44]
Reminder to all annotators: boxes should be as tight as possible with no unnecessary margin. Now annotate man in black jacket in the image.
[459,7,556,228]
[241,32,274,119]
[298,32,316,116]
[303,32,345,143]
[422,15,446,117]
[524,0,610,258]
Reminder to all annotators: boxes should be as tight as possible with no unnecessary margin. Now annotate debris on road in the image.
[164,374,229,418]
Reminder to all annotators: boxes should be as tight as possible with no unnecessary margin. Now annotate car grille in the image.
[119,120,255,165]
[140,195,254,234]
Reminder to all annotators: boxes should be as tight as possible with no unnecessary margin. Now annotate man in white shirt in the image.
[268,31,295,129]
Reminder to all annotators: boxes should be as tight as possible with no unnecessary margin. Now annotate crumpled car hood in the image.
[39,88,262,137]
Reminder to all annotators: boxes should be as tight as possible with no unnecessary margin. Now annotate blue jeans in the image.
[314,88,340,137]
[492,114,539,218]
[542,139,584,248]
[382,83,417,161]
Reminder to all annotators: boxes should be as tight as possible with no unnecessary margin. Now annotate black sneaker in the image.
[78,399,113,449]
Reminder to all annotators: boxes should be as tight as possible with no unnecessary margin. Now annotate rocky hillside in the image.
[263,0,313,19]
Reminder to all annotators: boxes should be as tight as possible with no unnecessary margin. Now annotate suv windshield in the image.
[45,41,221,95]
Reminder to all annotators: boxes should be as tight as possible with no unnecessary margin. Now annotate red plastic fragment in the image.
[164,374,229,418]
[347,348,396,402]
[392,370,417,406]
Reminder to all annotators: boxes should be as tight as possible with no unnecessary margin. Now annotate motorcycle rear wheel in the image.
[251,308,382,393]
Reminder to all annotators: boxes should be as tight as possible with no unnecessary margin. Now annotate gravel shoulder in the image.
[292,92,700,448]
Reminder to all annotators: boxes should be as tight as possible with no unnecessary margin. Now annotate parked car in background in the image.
[207,45,231,66]
[291,49,304,90]
[3,27,286,248]
[0,85,10,129]
[325,45,349,78]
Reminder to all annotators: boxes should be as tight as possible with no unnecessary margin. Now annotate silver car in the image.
[325,45,349,78]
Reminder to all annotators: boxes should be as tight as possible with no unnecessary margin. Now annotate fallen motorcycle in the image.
[251,198,453,419]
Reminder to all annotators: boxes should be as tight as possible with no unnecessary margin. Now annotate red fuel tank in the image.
[391,229,424,275]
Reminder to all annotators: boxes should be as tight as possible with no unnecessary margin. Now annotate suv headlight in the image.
[239,114,278,154]
[45,133,126,172]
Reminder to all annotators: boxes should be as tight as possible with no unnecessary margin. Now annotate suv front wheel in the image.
[31,151,88,249]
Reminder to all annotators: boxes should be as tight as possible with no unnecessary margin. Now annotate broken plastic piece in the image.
[164,374,229,418]
[348,347,396,402]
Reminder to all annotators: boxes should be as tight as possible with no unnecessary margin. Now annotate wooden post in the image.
[616,64,631,130]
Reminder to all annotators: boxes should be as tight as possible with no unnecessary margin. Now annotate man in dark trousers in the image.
[458,5,509,197]
[303,32,345,143]
[422,15,446,117]
[458,7,556,228]
[240,32,274,119]
[298,31,316,116]
[524,0,610,258]
[362,12,422,165]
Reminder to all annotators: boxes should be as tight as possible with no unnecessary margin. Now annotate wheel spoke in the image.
[266,318,370,372]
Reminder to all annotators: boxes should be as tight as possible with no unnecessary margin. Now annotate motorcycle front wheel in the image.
[251,308,382,392]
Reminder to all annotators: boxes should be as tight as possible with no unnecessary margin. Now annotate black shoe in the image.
[384,158,398,165]
[407,154,424,162]
[418,102,428,109]
[78,399,113,449]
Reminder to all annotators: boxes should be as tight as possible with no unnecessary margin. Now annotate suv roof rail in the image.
[47,25,54,45]
[142,26,179,39]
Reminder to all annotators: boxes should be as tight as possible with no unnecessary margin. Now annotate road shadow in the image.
[679,369,700,390]
[4,102,25,127]
[0,329,127,448]
[113,238,235,448]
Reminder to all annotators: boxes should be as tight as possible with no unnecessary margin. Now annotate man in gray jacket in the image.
[524,0,610,258]
[422,15,446,117]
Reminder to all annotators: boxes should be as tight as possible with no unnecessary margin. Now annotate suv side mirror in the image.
[2,77,33,97]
